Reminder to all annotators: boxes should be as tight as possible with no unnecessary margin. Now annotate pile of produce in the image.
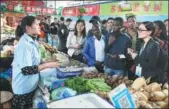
[65,77,111,94]
[70,59,87,67]
[0,50,11,58]
[82,73,134,88]
[128,77,168,108]
[39,44,58,62]
[40,43,57,53]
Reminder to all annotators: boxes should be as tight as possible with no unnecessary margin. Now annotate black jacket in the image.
[104,33,132,70]
[50,22,59,34]
[135,38,161,81]
[58,23,69,50]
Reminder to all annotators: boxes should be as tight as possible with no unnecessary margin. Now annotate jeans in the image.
[50,34,60,49]
[104,67,124,76]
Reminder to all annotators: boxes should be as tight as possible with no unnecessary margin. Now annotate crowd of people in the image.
[14,15,169,84]
[1,14,168,109]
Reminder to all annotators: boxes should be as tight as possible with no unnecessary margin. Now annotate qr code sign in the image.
[118,95,131,108]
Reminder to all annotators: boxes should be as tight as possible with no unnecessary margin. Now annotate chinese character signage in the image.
[62,7,77,16]
[100,1,168,16]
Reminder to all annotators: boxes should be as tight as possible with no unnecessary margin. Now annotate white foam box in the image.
[47,93,114,108]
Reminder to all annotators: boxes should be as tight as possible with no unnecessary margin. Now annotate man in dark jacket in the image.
[87,16,108,38]
[58,17,72,53]
[50,18,60,48]
[104,17,132,76]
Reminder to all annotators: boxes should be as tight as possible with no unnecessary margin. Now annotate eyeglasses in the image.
[137,28,148,32]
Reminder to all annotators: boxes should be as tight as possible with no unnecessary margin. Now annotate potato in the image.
[111,77,118,83]
[128,88,135,94]
[156,101,168,108]
[135,100,140,108]
[124,80,131,86]
[142,91,150,99]
[139,100,147,108]
[139,87,145,92]
[151,91,166,101]
[131,77,146,90]
[162,89,168,97]
[145,103,153,108]
[149,82,162,92]
[150,102,161,108]
[118,75,123,80]
[163,83,168,90]
[135,92,148,102]
[164,98,168,104]
[123,76,128,81]
[143,85,151,93]
[118,80,122,84]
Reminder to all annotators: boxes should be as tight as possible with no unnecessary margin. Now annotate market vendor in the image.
[12,16,60,109]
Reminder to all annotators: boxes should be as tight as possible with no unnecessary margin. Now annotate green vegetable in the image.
[39,45,46,59]
[65,77,111,94]
[45,51,51,58]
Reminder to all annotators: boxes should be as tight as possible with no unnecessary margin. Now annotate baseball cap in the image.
[90,19,100,26]
[89,16,101,23]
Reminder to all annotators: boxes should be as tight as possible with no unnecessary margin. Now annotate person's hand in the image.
[131,52,138,59]
[73,44,81,49]
[108,36,116,45]
[127,48,138,59]
[13,40,18,46]
[45,62,60,68]
[127,48,134,55]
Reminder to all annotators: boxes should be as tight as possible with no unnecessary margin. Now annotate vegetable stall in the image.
[33,42,169,108]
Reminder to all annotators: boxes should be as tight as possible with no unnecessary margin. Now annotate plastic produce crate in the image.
[56,67,83,79]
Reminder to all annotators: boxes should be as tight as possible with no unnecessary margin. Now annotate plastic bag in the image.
[50,79,66,91]
[51,87,76,100]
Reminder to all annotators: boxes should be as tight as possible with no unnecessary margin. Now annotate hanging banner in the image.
[100,1,168,16]
[47,8,55,14]
[76,4,100,16]
[62,7,77,16]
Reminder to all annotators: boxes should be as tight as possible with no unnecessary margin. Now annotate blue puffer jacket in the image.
[82,35,106,67]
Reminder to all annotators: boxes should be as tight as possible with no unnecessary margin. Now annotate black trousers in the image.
[72,54,84,63]
[95,62,104,73]
[12,90,36,109]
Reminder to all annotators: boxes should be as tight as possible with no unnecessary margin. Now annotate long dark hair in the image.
[15,25,23,40]
[154,20,167,40]
[142,21,155,36]
[17,16,36,37]
[74,19,86,38]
